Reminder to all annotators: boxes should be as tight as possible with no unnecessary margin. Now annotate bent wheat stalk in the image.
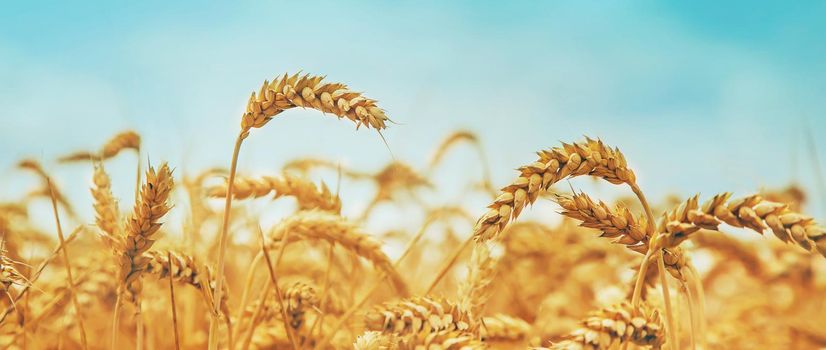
[210,72,390,349]
[46,178,88,350]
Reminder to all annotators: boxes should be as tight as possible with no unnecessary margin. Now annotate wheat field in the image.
[0,72,825,350]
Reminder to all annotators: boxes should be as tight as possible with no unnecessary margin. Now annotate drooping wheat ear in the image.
[58,130,141,162]
[555,192,687,278]
[427,130,494,195]
[91,162,122,247]
[458,243,498,321]
[474,138,645,242]
[241,72,390,133]
[211,73,393,348]
[117,162,174,304]
[547,302,664,350]
[364,296,471,335]
[479,314,531,342]
[283,281,320,329]
[353,331,398,350]
[207,174,341,213]
[268,210,408,295]
[18,159,77,219]
[142,250,228,314]
[656,193,826,257]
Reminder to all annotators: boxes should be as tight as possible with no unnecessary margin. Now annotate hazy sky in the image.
[2,1,825,222]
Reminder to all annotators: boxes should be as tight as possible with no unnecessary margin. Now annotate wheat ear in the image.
[365,296,472,335]
[479,314,531,342]
[545,302,664,350]
[267,210,407,295]
[474,138,649,242]
[657,193,825,256]
[113,163,173,349]
[457,243,498,323]
[313,209,447,350]
[91,162,121,246]
[207,174,341,213]
[211,73,390,349]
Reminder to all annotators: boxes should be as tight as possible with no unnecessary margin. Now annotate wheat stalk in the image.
[207,174,341,213]
[46,178,88,349]
[18,159,78,220]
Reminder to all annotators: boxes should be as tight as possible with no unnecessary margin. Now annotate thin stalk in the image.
[136,305,144,350]
[681,280,696,350]
[0,227,81,324]
[135,149,142,203]
[111,295,122,349]
[240,281,272,350]
[47,178,88,350]
[686,265,707,350]
[657,251,679,350]
[234,252,264,343]
[631,248,655,308]
[168,253,181,350]
[630,183,655,234]
[257,227,299,350]
[304,243,336,347]
[210,132,245,350]
[315,218,435,349]
[425,236,472,295]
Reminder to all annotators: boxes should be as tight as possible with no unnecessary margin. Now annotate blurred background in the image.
[2,1,825,231]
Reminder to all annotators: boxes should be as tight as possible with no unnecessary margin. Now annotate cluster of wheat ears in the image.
[1,72,825,350]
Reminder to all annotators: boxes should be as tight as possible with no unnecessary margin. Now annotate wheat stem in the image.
[257,226,299,350]
[168,252,181,350]
[315,215,441,349]
[111,295,121,349]
[425,236,472,295]
[47,178,88,350]
[657,251,678,350]
[210,132,244,350]
[304,243,335,347]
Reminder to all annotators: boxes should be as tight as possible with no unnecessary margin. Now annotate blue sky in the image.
[2,1,825,222]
